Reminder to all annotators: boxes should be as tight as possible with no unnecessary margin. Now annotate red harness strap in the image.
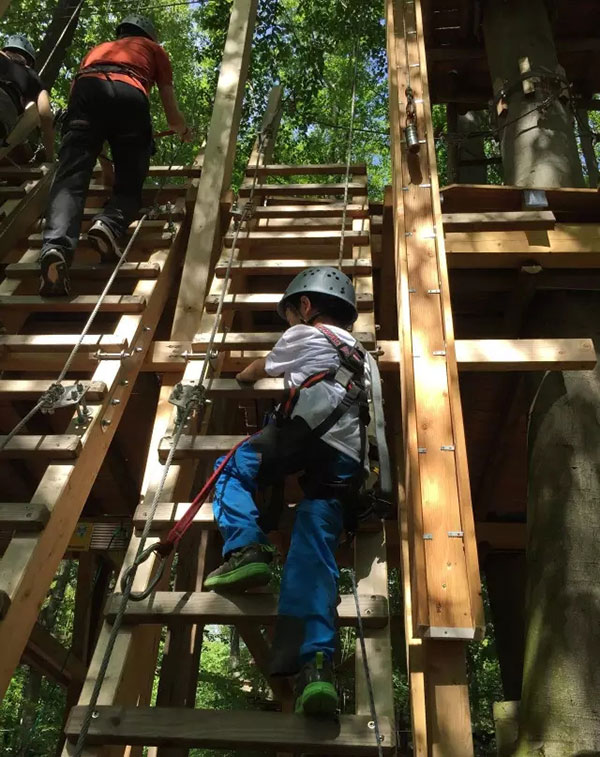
[155,434,251,557]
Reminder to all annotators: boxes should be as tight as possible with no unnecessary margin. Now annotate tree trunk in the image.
[36,0,83,89]
[482,0,584,187]
[483,2,600,754]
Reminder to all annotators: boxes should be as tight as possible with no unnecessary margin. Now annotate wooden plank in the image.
[224,229,369,247]
[22,621,86,688]
[0,295,146,313]
[245,163,368,176]
[65,708,394,754]
[441,183,600,216]
[215,256,372,277]
[4,261,161,280]
[0,186,27,200]
[253,204,368,219]
[0,435,82,459]
[442,210,556,231]
[239,182,366,197]
[0,334,127,353]
[172,0,258,341]
[105,592,388,628]
[204,292,373,312]
[386,0,483,641]
[377,338,596,371]
[158,434,250,461]
[0,502,50,530]
[27,231,174,250]
[0,380,106,400]
[0,165,54,259]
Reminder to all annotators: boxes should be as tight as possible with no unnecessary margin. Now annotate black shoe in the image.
[87,219,121,262]
[294,652,338,717]
[204,542,274,592]
[39,249,70,297]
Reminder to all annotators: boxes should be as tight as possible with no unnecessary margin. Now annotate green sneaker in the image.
[294,652,338,717]
[204,543,273,592]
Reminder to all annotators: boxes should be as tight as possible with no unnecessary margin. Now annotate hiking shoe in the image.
[204,543,274,592]
[294,652,338,717]
[39,249,70,297]
[87,219,121,262]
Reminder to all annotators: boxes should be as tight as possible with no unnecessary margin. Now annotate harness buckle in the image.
[334,365,354,387]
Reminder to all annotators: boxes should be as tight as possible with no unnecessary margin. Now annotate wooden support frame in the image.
[386,0,483,640]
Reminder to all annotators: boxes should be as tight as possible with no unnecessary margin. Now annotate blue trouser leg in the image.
[212,440,270,556]
[278,495,344,664]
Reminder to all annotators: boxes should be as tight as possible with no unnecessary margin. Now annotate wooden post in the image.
[173,0,258,341]
[385,0,483,639]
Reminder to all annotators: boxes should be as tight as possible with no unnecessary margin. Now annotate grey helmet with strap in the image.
[116,14,158,42]
[277,266,358,325]
[3,35,35,67]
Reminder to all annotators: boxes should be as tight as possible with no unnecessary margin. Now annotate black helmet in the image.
[116,14,158,42]
[278,266,358,324]
[3,34,35,66]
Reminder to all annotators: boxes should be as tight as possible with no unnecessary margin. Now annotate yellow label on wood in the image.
[68,522,94,552]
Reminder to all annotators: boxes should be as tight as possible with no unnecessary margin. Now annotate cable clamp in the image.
[169,380,206,424]
[41,381,91,423]
[95,348,132,361]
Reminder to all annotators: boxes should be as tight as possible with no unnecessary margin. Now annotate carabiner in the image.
[120,542,168,602]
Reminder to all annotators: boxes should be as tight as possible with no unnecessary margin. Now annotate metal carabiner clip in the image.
[120,542,169,602]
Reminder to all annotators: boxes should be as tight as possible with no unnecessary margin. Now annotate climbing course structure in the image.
[1,0,599,755]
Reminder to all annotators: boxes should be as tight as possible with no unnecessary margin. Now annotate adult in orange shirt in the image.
[40,14,191,296]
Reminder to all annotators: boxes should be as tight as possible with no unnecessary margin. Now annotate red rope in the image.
[155,435,250,556]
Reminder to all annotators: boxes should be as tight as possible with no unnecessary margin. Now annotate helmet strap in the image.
[302,310,321,325]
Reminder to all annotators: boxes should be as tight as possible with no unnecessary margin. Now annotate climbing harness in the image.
[338,39,359,271]
[75,62,151,91]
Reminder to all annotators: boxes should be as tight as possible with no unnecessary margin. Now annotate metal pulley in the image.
[404,86,420,154]
[41,381,91,424]
[169,380,206,425]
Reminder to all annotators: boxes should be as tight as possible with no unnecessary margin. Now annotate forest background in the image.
[0,0,597,754]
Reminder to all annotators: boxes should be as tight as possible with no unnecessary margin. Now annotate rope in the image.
[351,570,385,757]
[72,111,276,753]
[337,40,359,271]
[38,0,86,78]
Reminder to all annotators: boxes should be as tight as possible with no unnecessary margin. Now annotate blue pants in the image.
[212,421,359,668]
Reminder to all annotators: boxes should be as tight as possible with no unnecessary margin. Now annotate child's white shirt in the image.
[265,324,368,462]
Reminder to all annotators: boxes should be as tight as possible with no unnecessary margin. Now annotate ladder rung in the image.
[0,379,106,400]
[0,166,44,180]
[223,230,369,247]
[204,292,373,313]
[239,183,366,197]
[65,707,395,754]
[0,185,27,200]
[0,503,50,530]
[0,295,146,313]
[215,257,372,277]
[192,331,376,351]
[106,591,388,628]
[5,262,161,280]
[87,184,188,200]
[27,232,173,250]
[245,162,368,177]
[0,434,82,459]
[159,434,243,461]
[253,204,368,219]
[133,502,216,531]
[0,335,127,353]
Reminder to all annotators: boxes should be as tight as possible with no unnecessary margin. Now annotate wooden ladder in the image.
[65,162,397,754]
[0,164,196,697]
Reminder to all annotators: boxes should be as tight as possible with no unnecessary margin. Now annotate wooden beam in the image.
[0,295,146,313]
[245,163,368,177]
[204,292,373,312]
[65,708,395,754]
[238,182,366,197]
[224,229,369,247]
[172,0,258,341]
[253,204,368,219]
[105,592,388,628]
[442,210,556,231]
[0,435,82,460]
[214,256,372,277]
[0,502,50,530]
[22,621,86,688]
[5,261,161,280]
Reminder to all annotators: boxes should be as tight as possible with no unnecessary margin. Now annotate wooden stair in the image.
[0,163,192,697]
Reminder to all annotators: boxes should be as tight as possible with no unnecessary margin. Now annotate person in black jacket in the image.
[0,35,54,159]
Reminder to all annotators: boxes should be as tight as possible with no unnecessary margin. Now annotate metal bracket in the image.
[448,531,464,538]
[169,380,206,424]
[427,288,441,294]
[432,350,446,356]
[95,349,132,361]
[418,447,427,454]
[440,445,456,451]
[423,533,433,540]
[41,382,91,423]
